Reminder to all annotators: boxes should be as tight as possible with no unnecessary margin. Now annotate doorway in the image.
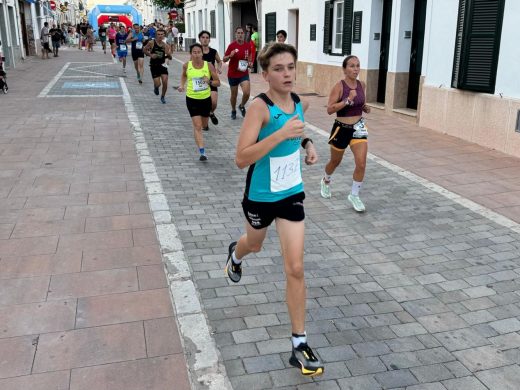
[406,0,427,109]
[288,9,299,49]
[376,0,392,104]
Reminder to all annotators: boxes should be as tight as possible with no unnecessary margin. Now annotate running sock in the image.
[231,251,242,265]
[324,174,332,183]
[292,332,307,348]
[351,180,363,196]
[199,147,205,156]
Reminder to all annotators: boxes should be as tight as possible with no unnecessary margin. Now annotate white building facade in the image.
[182,0,520,158]
[1,0,82,68]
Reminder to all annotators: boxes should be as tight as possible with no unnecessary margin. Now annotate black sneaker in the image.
[154,86,159,95]
[202,126,209,131]
[238,105,246,117]
[231,110,237,120]
[224,241,241,283]
[199,154,208,162]
[289,343,324,377]
[209,113,219,125]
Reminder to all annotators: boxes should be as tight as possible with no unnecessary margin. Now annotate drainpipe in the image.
[13,0,26,60]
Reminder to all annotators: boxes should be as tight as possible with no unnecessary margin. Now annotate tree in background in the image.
[152,0,183,10]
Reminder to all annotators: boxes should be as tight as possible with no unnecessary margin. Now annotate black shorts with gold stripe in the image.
[328,119,368,151]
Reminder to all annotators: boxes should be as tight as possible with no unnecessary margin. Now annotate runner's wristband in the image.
[301,138,313,149]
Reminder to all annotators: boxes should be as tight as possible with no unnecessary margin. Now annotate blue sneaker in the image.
[160,96,166,104]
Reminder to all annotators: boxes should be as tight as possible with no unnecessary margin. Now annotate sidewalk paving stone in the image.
[1,47,520,389]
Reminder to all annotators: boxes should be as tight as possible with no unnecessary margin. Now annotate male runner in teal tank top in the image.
[225,42,324,377]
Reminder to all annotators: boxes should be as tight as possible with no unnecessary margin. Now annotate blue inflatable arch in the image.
[88,5,143,36]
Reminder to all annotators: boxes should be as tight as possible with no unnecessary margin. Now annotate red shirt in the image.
[225,41,251,78]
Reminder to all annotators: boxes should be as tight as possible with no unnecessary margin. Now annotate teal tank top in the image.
[245,93,305,202]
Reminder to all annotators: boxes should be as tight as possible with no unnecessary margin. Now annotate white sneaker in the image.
[320,178,331,199]
[348,194,366,212]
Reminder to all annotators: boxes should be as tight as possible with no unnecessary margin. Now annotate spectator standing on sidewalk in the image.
[223,26,252,120]
[177,43,220,161]
[320,55,371,212]
[49,23,63,57]
[276,30,287,43]
[250,25,259,73]
[77,20,88,50]
[199,30,222,129]
[86,27,95,52]
[225,41,324,378]
[40,22,51,59]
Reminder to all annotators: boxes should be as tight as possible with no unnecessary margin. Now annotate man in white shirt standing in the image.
[171,25,179,51]
[40,22,51,59]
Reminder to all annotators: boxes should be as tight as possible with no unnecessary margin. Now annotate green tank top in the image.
[186,61,211,99]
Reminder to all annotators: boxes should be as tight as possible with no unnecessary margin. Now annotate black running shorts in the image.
[328,119,368,150]
[132,49,144,61]
[186,96,211,117]
[242,192,305,230]
[150,64,168,79]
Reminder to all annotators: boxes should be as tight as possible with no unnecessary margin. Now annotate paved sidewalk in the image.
[1,45,520,390]
[0,48,191,389]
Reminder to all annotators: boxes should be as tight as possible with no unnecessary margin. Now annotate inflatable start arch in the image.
[88,5,143,36]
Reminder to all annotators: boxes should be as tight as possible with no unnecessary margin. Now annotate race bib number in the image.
[136,42,143,49]
[119,44,127,51]
[270,150,302,192]
[144,35,149,40]
[238,60,248,72]
[100,32,106,37]
[156,51,164,58]
[353,118,368,138]
[192,77,208,92]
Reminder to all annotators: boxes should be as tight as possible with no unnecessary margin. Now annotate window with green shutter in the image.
[451,0,505,93]
[353,11,362,44]
[265,12,276,43]
[210,10,216,38]
[323,0,354,55]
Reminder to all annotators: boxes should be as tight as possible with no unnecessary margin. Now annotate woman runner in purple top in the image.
[320,55,371,212]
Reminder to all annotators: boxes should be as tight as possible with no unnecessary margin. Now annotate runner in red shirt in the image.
[223,26,252,120]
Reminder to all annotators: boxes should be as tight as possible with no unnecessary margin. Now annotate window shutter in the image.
[353,11,362,44]
[265,12,276,43]
[342,0,354,54]
[210,10,216,38]
[452,0,505,93]
[451,0,466,88]
[323,1,333,53]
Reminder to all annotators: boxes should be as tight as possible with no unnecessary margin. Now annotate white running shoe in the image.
[348,194,366,212]
[320,178,331,199]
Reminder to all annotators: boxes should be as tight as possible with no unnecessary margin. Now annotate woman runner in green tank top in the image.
[178,43,221,161]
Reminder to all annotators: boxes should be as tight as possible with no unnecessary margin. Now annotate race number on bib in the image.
[192,77,208,92]
[238,60,248,72]
[352,118,368,138]
[100,32,106,37]
[119,44,127,51]
[270,150,302,192]
[136,42,143,49]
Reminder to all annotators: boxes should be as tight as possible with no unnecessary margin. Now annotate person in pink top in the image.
[223,26,252,120]
[108,23,117,57]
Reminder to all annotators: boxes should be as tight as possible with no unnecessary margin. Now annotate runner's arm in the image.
[125,31,134,43]
[236,100,304,169]
[207,63,220,87]
[215,52,223,73]
[326,82,348,115]
[177,63,188,92]
[143,41,153,56]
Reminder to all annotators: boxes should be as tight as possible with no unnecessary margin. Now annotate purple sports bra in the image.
[336,79,365,117]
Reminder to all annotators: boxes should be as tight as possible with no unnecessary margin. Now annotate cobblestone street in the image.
[1,48,520,390]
